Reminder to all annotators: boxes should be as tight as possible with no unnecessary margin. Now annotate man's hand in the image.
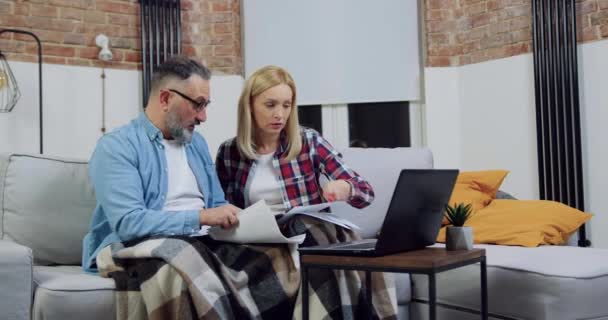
[199,204,241,229]
[322,180,352,202]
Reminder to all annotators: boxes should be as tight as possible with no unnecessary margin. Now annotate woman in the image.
[216,65,373,212]
[216,65,397,319]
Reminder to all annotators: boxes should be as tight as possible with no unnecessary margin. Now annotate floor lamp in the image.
[0,29,43,154]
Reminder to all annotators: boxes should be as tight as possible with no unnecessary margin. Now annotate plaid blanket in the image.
[97,216,397,320]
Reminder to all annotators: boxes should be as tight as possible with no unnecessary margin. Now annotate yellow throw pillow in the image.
[437,199,592,247]
[442,170,509,225]
[449,170,510,210]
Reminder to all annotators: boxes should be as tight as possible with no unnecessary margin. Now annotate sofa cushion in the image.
[0,153,96,265]
[0,153,10,239]
[437,200,592,247]
[33,266,115,320]
[411,244,608,320]
[449,170,509,213]
[333,148,434,239]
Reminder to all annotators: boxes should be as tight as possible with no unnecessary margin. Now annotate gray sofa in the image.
[2,150,608,320]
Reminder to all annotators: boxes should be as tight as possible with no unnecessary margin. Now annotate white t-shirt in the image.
[248,153,285,213]
[161,139,205,211]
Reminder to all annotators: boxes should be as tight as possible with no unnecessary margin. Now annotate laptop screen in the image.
[374,169,458,255]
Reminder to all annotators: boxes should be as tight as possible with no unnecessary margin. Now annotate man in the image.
[82,56,240,272]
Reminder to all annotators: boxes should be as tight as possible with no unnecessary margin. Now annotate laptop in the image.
[298,169,458,256]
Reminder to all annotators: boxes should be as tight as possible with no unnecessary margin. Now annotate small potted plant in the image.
[445,203,473,251]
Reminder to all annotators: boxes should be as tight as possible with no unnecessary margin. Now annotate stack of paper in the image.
[204,200,360,244]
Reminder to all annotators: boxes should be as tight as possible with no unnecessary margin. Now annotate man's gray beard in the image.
[165,109,192,144]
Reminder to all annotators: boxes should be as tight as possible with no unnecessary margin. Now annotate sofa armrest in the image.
[0,240,33,320]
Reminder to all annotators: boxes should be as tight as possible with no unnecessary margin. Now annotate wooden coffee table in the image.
[299,247,487,320]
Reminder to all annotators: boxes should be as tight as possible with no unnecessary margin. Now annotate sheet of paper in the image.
[285,202,332,215]
[193,225,210,237]
[207,200,306,244]
[277,201,361,231]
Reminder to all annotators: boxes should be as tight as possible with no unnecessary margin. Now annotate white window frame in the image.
[318,101,424,149]
[313,0,427,149]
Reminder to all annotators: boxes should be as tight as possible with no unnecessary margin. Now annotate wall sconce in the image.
[95,34,113,62]
[95,34,112,135]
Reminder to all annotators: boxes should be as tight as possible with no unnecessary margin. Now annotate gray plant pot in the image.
[446,226,473,251]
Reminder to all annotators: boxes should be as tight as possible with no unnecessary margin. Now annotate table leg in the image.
[366,271,373,319]
[429,272,436,320]
[302,263,309,320]
[481,256,488,320]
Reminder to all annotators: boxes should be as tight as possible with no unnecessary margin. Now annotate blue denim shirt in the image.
[82,113,227,272]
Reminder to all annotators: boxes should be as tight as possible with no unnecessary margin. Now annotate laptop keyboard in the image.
[335,240,376,250]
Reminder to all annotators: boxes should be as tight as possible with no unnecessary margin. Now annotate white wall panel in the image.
[42,64,104,158]
[0,61,243,160]
[198,75,243,159]
[578,40,608,248]
[424,67,461,170]
[458,54,539,200]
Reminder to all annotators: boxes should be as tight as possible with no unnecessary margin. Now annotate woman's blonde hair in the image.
[236,65,302,160]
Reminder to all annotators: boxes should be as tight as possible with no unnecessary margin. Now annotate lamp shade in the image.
[0,28,43,154]
[0,52,21,113]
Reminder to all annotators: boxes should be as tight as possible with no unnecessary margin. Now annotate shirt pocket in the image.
[281,156,320,188]
[283,172,317,188]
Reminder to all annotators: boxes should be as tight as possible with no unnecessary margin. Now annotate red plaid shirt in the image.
[215,127,374,210]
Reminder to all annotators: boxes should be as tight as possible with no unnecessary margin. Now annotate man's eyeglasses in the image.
[168,89,210,111]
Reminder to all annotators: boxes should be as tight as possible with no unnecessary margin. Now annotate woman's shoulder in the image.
[299,126,323,142]
[217,137,240,157]
[219,137,237,148]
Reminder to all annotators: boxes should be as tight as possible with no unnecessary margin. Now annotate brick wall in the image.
[0,0,241,74]
[425,0,608,67]
[4,1,605,72]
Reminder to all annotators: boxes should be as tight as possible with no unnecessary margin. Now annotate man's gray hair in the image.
[149,56,211,94]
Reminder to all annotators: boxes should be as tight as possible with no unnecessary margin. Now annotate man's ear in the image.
[158,89,171,111]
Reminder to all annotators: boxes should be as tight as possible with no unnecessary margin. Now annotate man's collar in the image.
[138,112,163,141]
